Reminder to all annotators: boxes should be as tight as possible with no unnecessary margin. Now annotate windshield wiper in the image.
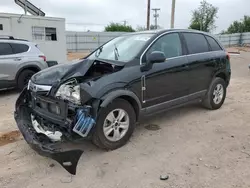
[114,44,119,61]
[95,46,103,57]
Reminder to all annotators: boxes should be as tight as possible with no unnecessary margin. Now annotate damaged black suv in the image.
[14,29,231,174]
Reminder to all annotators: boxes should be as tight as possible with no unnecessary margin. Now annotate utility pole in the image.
[147,0,151,30]
[170,0,176,28]
[152,8,160,29]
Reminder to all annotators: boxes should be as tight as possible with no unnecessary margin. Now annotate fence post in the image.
[75,33,78,52]
[229,35,231,47]
[239,33,243,46]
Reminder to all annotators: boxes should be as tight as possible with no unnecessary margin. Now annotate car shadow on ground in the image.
[0,88,19,97]
[76,103,205,153]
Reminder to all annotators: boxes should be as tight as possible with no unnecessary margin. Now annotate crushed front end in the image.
[14,59,124,175]
[14,84,96,175]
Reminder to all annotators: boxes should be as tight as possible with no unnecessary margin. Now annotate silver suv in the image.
[0,37,48,90]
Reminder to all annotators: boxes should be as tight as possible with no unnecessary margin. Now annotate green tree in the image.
[105,22,135,32]
[224,15,250,34]
[189,0,218,32]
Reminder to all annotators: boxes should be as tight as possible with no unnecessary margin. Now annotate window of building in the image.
[205,36,222,51]
[0,43,13,55]
[0,24,3,30]
[32,26,45,40]
[183,33,209,54]
[32,26,57,41]
[45,27,57,41]
[10,43,29,54]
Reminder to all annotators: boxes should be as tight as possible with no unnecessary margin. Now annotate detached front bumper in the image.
[14,89,83,175]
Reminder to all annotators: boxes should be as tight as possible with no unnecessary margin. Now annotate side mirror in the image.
[140,51,166,72]
[147,51,166,64]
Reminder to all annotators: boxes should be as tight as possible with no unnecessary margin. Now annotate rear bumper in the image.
[46,61,58,67]
[14,89,83,175]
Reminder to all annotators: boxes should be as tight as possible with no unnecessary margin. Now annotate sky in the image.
[0,0,249,33]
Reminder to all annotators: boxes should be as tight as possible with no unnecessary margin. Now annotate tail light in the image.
[39,55,46,62]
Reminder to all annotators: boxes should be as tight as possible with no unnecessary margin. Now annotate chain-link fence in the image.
[66,31,127,53]
[216,32,250,47]
[66,31,250,52]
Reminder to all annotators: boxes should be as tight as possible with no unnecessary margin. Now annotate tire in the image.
[202,77,227,110]
[92,98,136,150]
[17,70,36,91]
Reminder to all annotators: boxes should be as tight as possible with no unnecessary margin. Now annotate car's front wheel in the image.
[92,98,136,150]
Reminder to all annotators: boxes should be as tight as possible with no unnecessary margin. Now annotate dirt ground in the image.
[1,51,250,188]
[67,52,90,61]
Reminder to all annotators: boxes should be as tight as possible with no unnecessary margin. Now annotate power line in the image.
[152,8,160,29]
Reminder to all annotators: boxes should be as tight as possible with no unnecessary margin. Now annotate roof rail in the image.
[0,35,15,39]
[0,36,29,41]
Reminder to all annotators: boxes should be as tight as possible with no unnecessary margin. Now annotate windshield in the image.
[88,34,154,62]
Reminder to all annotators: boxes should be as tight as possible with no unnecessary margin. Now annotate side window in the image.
[0,24,3,30]
[205,36,222,51]
[183,33,209,54]
[10,43,29,54]
[146,33,182,60]
[0,43,13,55]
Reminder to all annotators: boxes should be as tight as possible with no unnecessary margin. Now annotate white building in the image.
[0,13,67,63]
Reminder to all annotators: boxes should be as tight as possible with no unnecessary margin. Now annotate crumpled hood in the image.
[31,59,94,85]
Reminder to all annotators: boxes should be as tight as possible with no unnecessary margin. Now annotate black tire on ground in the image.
[202,77,227,110]
[17,70,36,90]
[92,98,136,150]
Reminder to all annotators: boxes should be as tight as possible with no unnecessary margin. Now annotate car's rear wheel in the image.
[92,98,136,150]
[202,77,227,110]
[17,70,36,91]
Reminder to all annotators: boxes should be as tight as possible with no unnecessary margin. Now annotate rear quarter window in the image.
[0,43,13,55]
[10,43,29,54]
[183,33,209,54]
[205,36,222,51]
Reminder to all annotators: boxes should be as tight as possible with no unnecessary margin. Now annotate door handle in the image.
[14,58,22,61]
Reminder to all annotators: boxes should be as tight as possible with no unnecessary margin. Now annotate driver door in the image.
[141,32,190,110]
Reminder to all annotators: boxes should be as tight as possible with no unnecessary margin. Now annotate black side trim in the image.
[0,80,16,90]
[143,90,207,115]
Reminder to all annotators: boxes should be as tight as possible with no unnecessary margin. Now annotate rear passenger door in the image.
[0,42,16,81]
[0,42,29,81]
[182,32,215,94]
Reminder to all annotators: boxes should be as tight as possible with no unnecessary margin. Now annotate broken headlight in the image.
[56,79,81,105]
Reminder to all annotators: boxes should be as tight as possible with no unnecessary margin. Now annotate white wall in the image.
[0,13,67,63]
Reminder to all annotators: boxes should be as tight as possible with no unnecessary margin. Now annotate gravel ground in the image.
[1,52,250,188]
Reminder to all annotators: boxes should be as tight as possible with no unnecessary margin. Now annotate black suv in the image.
[15,29,231,174]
